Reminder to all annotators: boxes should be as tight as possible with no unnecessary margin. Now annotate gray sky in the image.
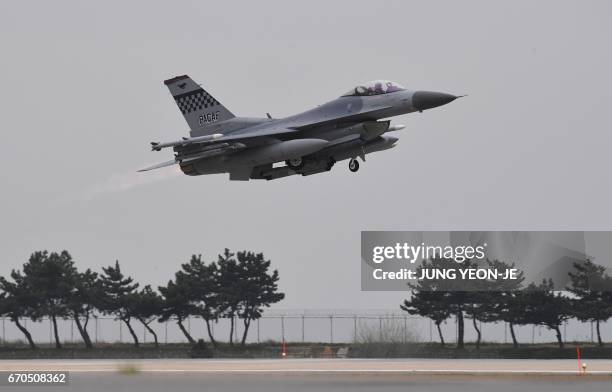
[1,0,611,311]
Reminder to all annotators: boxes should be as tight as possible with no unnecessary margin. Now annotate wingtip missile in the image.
[150,133,225,151]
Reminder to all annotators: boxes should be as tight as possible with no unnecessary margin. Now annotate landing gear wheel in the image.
[286,158,304,170]
[349,158,359,172]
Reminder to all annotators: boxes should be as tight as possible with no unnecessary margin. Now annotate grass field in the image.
[0,341,610,360]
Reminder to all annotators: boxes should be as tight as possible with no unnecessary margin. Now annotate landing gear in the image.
[326,158,336,171]
[348,158,359,172]
[286,157,303,170]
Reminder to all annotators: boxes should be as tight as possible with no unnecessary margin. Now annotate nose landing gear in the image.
[348,158,359,172]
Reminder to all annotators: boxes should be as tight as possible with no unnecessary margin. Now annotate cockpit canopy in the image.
[342,80,406,97]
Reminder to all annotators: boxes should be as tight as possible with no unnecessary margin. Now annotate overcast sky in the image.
[1,0,611,311]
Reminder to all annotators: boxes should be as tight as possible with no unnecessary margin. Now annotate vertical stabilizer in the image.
[164,75,235,134]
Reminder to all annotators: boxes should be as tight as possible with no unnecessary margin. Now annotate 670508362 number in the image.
[3,372,68,385]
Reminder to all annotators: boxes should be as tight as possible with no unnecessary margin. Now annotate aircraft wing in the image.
[290,105,394,131]
[150,127,299,151]
[141,127,300,172]
[209,127,300,142]
[142,104,395,172]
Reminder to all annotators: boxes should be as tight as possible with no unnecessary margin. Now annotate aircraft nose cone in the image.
[412,91,458,111]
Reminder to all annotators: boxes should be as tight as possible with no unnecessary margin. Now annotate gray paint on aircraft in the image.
[142,77,459,181]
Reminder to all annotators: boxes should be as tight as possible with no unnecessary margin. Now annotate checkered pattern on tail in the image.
[164,74,235,133]
[174,90,220,114]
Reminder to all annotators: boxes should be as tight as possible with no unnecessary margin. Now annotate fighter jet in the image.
[140,75,461,181]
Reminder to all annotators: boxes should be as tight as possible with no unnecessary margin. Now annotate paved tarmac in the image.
[1,358,611,374]
[1,372,611,392]
[0,359,610,391]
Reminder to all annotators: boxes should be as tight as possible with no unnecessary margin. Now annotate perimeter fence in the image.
[1,310,610,346]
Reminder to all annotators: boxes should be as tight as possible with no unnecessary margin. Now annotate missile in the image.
[387,124,405,132]
[366,135,399,151]
[179,143,246,163]
[357,122,404,141]
[151,133,224,151]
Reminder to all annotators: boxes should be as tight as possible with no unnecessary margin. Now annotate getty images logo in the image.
[372,243,488,264]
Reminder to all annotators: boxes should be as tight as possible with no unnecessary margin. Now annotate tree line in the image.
[0,249,284,349]
[401,258,612,349]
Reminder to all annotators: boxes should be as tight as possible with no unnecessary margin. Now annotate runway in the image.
[1,358,611,374]
[0,359,610,391]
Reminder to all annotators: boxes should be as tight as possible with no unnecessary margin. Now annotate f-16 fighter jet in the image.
[140,75,461,181]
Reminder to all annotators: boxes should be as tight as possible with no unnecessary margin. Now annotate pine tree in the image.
[0,271,38,349]
[158,277,198,344]
[467,259,525,349]
[401,257,471,348]
[522,279,572,348]
[98,260,140,347]
[217,249,242,345]
[21,250,76,349]
[235,251,284,346]
[65,268,101,348]
[568,260,612,346]
[401,290,451,347]
[132,285,163,347]
[177,255,220,346]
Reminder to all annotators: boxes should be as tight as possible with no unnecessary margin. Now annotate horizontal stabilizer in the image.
[138,159,177,172]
